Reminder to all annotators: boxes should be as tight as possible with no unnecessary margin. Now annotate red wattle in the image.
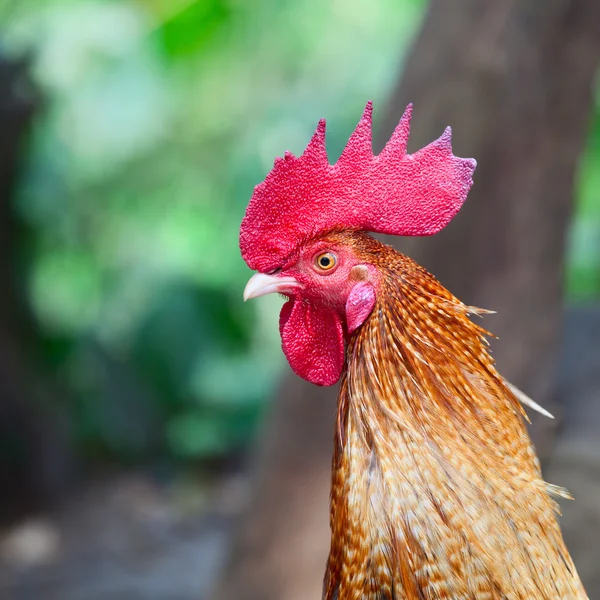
[279,299,345,386]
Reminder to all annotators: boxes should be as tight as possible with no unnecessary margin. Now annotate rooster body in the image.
[240,104,588,599]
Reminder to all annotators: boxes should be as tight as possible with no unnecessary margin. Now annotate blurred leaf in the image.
[167,411,232,458]
[156,0,231,56]
[30,249,103,334]
[566,86,600,303]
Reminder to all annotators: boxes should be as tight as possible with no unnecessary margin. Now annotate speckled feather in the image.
[323,231,588,600]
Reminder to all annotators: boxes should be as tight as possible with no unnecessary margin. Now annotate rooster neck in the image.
[323,251,586,600]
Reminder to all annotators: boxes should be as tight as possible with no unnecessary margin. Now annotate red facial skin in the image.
[279,239,377,312]
[274,236,378,386]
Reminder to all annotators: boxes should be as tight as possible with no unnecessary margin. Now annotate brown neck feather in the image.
[323,238,586,600]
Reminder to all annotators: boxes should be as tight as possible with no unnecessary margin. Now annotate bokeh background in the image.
[0,1,598,599]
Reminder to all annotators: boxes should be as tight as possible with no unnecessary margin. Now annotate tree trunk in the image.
[0,55,72,523]
[378,0,600,455]
[212,378,335,600]
[211,1,600,597]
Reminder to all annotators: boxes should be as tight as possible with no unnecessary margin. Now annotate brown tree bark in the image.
[0,55,72,523]
[212,377,335,600]
[379,0,600,449]
[211,1,600,598]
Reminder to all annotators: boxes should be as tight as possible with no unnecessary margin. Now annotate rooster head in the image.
[240,102,476,386]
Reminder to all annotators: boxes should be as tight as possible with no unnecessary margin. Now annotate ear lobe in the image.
[349,264,370,281]
[346,282,376,333]
[279,299,345,386]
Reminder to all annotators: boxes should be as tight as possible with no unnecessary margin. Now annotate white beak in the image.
[243,272,302,301]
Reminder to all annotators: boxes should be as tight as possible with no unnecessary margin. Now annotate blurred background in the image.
[0,1,598,599]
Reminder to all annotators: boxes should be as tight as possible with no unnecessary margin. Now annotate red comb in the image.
[240,102,476,272]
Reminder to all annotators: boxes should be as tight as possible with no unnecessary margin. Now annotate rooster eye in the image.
[315,252,337,271]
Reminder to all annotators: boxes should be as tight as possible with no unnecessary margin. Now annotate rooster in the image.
[240,103,587,599]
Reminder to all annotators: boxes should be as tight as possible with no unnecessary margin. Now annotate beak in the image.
[243,272,302,301]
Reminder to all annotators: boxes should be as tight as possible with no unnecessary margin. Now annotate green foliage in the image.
[158,0,233,56]
[567,94,600,302]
